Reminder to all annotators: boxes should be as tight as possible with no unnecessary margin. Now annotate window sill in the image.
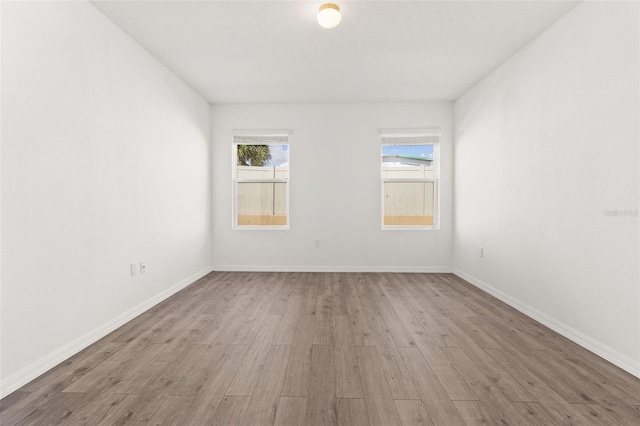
[233,225,289,231]
[381,225,439,231]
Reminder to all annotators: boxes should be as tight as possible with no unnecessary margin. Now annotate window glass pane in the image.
[382,144,433,171]
[383,181,434,226]
[237,182,288,226]
[236,144,289,179]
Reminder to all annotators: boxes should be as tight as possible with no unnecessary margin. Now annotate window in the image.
[381,130,439,230]
[233,131,290,229]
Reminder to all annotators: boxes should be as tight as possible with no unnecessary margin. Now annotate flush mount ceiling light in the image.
[317,3,341,29]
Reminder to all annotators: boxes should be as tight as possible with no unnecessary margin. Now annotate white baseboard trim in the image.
[0,266,213,399]
[452,268,640,379]
[212,265,453,273]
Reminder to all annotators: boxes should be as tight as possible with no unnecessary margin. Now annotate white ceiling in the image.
[91,0,578,104]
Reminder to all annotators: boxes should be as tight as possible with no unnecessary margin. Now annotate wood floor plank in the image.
[109,392,193,425]
[232,275,276,317]
[268,293,290,317]
[273,295,303,345]
[452,400,489,426]
[480,308,640,413]
[107,342,181,394]
[511,401,567,426]
[313,272,332,297]
[314,295,334,345]
[527,341,640,407]
[306,345,338,425]
[0,343,125,425]
[368,315,421,400]
[157,344,222,396]
[274,396,308,426]
[336,398,370,426]
[143,394,196,425]
[355,274,383,319]
[570,403,630,426]
[104,275,224,344]
[443,313,503,350]
[19,341,124,393]
[381,314,415,347]
[226,315,283,396]
[429,275,479,318]
[67,391,138,425]
[241,345,291,426]
[394,399,436,426]
[552,351,640,406]
[399,314,475,401]
[483,346,594,425]
[539,339,640,404]
[330,273,349,316]
[3,272,639,426]
[13,391,86,426]
[414,294,453,318]
[193,295,251,344]
[210,313,252,346]
[409,307,458,348]
[211,395,251,426]
[179,344,250,425]
[398,346,466,426]
[525,349,640,423]
[233,276,283,345]
[300,286,317,316]
[371,277,406,321]
[150,301,217,345]
[355,346,403,426]
[344,274,376,347]
[63,342,167,394]
[472,310,548,351]
[289,272,307,297]
[436,315,535,403]
[441,346,531,425]
[396,275,429,296]
[376,274,414,318]
[0,391,32,426]
[333,315,364,398]
[281,314,316,397]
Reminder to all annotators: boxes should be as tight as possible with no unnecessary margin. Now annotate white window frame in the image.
[232,130,290,230]
[380,129,440,231]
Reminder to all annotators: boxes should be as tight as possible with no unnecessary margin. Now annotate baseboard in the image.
[0,266,213,399]
[212,265,453,273]
[452,268,640,379]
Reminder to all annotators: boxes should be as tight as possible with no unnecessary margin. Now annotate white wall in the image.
[1,1,212,395]
[453,1,639,376]
[211,103,452,271]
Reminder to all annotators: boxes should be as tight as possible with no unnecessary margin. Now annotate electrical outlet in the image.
[140,260,147,273]
[314,240,321,248]
[131,262,139,276]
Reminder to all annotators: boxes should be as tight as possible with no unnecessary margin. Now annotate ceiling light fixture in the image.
[317,3,341,29]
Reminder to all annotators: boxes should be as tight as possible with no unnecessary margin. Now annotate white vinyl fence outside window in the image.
[232,131,290,229]
[381,130,440,230]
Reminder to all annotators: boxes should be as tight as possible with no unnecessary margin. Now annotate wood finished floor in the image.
[2,272,640,426]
